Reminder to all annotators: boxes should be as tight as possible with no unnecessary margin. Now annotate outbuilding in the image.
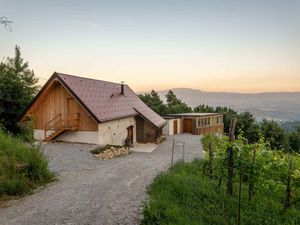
[163,113,224,137]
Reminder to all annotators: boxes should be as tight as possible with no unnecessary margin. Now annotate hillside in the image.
[156,88,300,121]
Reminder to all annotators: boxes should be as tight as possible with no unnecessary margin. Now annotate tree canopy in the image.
[138,90,167,115]
[0,46,39,133]
[165,90,192,114]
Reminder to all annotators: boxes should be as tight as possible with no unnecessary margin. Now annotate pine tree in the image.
[0,46,39,133]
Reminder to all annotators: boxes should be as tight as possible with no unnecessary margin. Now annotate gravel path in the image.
[0,134,203,225]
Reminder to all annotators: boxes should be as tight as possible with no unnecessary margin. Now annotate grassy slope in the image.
[0,130,54,197]
[142,160,300,225]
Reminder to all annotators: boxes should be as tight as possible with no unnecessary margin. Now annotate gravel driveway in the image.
[0,134,203,225]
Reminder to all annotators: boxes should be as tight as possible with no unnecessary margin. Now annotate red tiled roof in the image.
[56,73,166,128]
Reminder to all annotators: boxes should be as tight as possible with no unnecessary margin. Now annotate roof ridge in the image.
[56,72,129,86]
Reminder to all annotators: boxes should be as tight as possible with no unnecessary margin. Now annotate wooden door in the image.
[67,98,78,127]
[126,126,134,145]
[183,119,193,133]
[173,120,178,134]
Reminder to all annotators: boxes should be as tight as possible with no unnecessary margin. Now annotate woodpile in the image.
[94,146,130,160]
[155,135,166,144]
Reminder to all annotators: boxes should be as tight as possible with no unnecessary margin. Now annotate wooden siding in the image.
[179,115,224,136]
[25,80,98,131]
[193,115,224,136]
[195,123,224,136]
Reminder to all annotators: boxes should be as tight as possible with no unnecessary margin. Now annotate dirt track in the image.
[0,134,203,225]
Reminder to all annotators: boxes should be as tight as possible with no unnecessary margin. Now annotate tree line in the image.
[139,90,300,153]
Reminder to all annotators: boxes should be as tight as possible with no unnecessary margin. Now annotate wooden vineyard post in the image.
[208,141,214,179]
[170,139,175,174]
[182,142,185,162]
[227,118,237,196]
[226,118,237,225]
[237,140,247,225]
[284,156,293,211]
[248,144,257,201]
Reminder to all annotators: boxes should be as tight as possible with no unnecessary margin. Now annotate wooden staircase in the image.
[44,113,80,142]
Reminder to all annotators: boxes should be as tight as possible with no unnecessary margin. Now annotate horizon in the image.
[1,0,300,93]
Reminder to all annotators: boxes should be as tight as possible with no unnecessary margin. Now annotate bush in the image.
[0,129,54,197]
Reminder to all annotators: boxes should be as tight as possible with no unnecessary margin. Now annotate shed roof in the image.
[166,113,222,118]
[22,72,166,128]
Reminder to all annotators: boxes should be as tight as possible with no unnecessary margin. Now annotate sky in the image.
[1,0,300,93]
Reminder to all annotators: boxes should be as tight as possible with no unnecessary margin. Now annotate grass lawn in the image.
[142,160,300,225]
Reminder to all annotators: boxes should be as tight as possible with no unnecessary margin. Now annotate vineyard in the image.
[142,123,300,225]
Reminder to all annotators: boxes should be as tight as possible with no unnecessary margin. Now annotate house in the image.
[162,113,224,137]
[20,72,166,145]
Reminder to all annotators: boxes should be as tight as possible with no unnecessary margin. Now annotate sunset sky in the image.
[1,0,299,93]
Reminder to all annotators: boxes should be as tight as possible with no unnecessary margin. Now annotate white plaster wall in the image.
[34,129,44,140]
[98,117,136,146]
[57,131,99,144]
[162,119,181,136]
[162,122,170,135]
[34,129,99,144]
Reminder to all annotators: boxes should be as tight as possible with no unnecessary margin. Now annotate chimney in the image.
[121,81,124,95]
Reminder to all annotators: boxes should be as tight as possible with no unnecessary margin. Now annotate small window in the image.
[197,118,210,127]
[197,118,204,128]
[217,116,223,124]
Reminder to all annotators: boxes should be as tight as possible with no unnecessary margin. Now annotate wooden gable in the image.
[22,79,98,131]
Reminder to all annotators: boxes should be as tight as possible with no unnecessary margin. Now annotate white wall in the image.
[162,118,181,136]
[34,129,99,144]
[34,129,44,140]
[56,131,99,144]
[98,117,136,146]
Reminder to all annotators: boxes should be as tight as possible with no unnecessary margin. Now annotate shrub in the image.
[0,129,54,197]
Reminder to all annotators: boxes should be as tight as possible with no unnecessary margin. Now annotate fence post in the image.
[248,144,257,201]
[170,139,175,174]
[208,141,214,179]
[182,142,185,162]
[227,118,237,196]
[237,146,243,225]
[226,118,237,225]
[284,156,293,211]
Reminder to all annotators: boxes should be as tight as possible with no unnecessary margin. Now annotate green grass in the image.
[142,160,300,225]
[0,129,54,197]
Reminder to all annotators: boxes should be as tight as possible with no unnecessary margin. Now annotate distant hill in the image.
[156,88,300,121]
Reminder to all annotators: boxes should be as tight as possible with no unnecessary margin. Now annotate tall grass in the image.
[0,129,54,197]
[142,160,300,225]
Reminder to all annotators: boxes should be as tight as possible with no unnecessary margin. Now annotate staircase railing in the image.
[44,113,80,140]
[44,113,64,140]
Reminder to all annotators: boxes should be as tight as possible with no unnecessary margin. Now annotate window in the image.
[197,117,210,127]
[217,116,223,124]
[197,118,203,127]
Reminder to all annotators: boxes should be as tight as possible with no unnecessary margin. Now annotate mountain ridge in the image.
[152,88,300,121]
